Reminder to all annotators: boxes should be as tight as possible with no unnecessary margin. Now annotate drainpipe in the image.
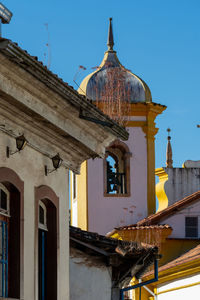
[120,258,158,300]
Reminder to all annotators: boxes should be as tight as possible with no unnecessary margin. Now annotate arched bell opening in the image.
[104,140,131,196]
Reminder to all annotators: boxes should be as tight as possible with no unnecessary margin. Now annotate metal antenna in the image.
[73,65,87,95]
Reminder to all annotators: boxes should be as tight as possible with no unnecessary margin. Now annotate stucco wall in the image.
[70,248,111,300]
[0,131,69,300]
[87,126,147,235]
[163,201,200,238]
[157,273,200,300]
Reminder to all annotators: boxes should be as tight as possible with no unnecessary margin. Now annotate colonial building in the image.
[0,36,128,300]
[71,18,166,235]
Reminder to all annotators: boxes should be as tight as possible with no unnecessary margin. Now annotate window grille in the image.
[185,216,198,238]
[106,154,127,194]
[104,141,131,196]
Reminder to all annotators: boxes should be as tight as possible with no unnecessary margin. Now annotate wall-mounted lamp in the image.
[45,153,62,176]
[7,134,27,158]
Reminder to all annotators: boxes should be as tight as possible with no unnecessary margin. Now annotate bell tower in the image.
[71,19,166,235]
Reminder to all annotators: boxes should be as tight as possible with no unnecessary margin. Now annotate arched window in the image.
[104,140,131,196]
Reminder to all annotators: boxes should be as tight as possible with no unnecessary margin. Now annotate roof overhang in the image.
[0,38,128,172]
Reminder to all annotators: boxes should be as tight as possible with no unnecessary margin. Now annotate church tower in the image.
[71,19,166,235]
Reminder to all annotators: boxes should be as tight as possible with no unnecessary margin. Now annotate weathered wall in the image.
[87,126,147,235]
[160,168,200,206]
[70,248,112,300]
[0,131,69,300]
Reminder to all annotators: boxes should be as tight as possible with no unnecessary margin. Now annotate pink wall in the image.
[87,127,147,235]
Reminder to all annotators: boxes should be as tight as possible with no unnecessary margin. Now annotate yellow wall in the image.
[77,161,88,230]
[160,239,200,266]
[70,161,88,230]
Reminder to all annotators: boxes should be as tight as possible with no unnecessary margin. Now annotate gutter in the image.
[120,258,159,300]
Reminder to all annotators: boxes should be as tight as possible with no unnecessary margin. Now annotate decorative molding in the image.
[155,168,169,212]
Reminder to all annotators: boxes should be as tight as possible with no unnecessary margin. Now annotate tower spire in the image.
[107,17,114,51]
[166,128,173,168]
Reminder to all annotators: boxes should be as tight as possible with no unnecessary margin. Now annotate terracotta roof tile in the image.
[114,224,171,231]
[106,224,172,238]
[158,244,200,272]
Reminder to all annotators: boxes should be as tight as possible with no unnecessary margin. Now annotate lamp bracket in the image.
[44,165,57,176]
[6,146,19,158]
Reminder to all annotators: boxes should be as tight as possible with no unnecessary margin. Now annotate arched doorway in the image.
[0,167,24,299]
[35,186,59,300]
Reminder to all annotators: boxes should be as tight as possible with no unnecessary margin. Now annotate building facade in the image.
[71,19,166,235]
[0,37,128,300]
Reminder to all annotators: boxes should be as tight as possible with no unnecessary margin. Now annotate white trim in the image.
[0,183,10,217]
[38,200,48,231]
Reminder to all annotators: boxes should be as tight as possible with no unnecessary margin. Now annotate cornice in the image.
[0,39,128,141]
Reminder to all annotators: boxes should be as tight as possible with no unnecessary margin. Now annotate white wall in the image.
[70,249,112,300]
[163,201,200,238]
[87,126,147,235]
[157,273,200,300]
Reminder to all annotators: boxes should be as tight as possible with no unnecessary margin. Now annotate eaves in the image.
[0,38,128,141]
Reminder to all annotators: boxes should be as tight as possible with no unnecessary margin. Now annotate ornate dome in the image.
[78,18,152,103]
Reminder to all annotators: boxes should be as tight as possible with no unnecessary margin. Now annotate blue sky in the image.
[2,0,200,169]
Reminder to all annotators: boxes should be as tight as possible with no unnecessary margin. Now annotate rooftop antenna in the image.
[44,23,51,69]
[73,65,87,94]
[0,3,13,37]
